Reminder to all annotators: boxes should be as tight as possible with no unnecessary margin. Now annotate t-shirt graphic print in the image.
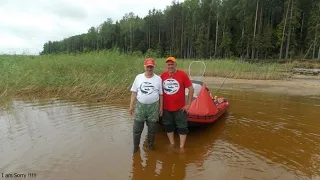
[139,82,155,95]
[163,78,180,95]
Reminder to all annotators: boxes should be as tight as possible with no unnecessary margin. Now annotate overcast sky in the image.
[0,0,181,55]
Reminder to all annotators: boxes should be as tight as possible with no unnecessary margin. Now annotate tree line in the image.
[40,0,320,61]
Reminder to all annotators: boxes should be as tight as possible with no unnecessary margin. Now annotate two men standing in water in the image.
[129,57,194,153]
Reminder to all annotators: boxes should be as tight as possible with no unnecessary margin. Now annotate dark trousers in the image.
[133,119,158,148]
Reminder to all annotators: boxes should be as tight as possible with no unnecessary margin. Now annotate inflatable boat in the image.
[185,80,229,125]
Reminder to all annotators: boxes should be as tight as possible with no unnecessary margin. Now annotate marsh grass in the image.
[166,59,293,80]
[0,50,293,102]
[291,60,320,69]
[0,51,141,102]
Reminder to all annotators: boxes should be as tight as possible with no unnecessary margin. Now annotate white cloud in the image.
[0,0,182,55]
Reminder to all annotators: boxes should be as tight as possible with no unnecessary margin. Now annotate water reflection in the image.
[129,114,227,180]
[0,89,319,180]
[131,148,188,180]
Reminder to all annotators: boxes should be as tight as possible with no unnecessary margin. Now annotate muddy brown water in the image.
[0,90,319,180]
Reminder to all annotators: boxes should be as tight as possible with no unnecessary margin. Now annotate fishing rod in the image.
[214,74,230,95]
[213,51,249,96]
[214,60,237,96]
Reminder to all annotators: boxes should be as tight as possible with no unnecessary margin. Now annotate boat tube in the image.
[185,80,229,124]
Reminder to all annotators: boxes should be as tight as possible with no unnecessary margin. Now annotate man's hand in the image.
[184,83,194,113]
[159,108,163,117]
[181,104,190,112]
[129,92,137,117]
[129,106,134,116]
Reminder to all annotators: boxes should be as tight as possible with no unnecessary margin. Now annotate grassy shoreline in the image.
[0,50,298,101]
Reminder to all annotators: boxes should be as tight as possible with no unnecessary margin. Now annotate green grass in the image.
[0,50,293,101]
[163,59,293,80]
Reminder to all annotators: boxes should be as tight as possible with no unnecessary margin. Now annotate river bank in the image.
[2,74,318,108]
[203,75,320,97]
[2,51,320,101]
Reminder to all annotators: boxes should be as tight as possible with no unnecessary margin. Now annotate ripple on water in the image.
[0,91,319,180]
[0,100,132,172]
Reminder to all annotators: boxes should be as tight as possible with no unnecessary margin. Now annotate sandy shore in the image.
[202,75,320,97]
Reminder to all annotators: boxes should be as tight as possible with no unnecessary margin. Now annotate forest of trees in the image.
[40,0,320,61]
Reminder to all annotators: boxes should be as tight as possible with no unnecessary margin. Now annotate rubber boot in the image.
[147,133,155,151]
[133,133,141,153]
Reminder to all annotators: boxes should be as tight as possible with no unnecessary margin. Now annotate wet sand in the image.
[203,75,320,97]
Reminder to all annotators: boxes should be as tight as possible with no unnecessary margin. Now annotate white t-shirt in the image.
[130,73,163,104]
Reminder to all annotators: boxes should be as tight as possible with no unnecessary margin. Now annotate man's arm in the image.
[159,94,163,116]
[129,92,137,116]
[182,71,194,112]
[130,92,137,107]
[184,71,194,106]
[186,85,194,106]
[159,76,163,116]
[129,76,138,116]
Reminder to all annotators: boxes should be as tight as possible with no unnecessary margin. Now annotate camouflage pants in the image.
[133,101,159,123]
[133,101,159,148]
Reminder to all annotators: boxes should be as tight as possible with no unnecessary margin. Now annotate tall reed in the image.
[0,50,293,102]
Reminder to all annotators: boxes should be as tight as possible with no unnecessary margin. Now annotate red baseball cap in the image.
[144,58,155,66]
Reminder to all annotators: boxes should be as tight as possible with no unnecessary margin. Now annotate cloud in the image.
[0,0,182,55]
[43,0,89,21]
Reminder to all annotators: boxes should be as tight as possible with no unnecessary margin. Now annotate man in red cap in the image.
[129,58,163,153]
[160,56,194,151]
